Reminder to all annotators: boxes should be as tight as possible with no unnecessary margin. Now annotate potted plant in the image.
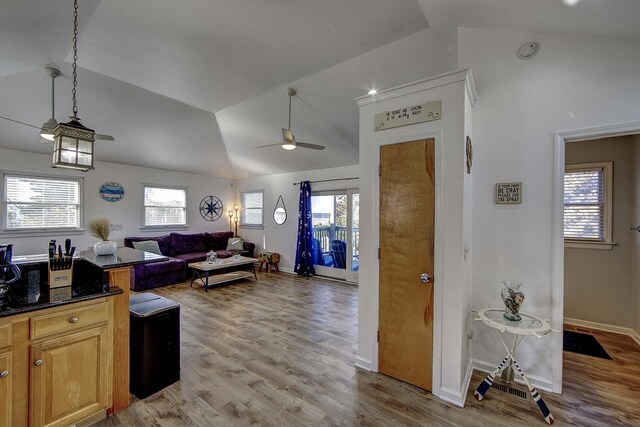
[88,217,117,256]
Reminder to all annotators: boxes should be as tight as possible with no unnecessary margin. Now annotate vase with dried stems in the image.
[88,217,117,256]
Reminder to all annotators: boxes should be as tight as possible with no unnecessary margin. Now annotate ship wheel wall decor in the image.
[199,195,223,221]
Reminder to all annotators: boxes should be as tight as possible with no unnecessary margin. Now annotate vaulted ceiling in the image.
[1,0,638,178]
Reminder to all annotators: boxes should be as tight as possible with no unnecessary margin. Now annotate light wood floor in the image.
[97,273,640,426]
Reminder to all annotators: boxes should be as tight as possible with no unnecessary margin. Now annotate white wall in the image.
[633,135,640,337]
[458,28,640,390]
[0,147,235,256]
[235,165,359,272]
[565,136,634,328]
[357,69,475,406]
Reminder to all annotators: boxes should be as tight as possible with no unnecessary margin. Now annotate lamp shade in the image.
[52,118,95,171]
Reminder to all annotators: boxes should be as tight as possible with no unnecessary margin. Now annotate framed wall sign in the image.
[496,182,522,204]
[374,100,441,131]
[99,182,124,202]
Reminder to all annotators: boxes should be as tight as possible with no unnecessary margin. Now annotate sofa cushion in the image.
[214,250,234,259]
[132,240,162,255]
[204,231,234,251]
[226,238,244,251]
[174,252,208,264]
[142,258,185,276]
[124,235,171,256]
[169,233,206,256]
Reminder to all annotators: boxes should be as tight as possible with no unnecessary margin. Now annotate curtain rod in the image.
[292,177,359,186]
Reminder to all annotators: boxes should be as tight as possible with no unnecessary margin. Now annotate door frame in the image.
[367,129,444,396]
[552,120,640,394]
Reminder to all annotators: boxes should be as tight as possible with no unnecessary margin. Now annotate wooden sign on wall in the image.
[374,100,441,131]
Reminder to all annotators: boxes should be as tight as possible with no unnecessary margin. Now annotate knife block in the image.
[48,261,73,289]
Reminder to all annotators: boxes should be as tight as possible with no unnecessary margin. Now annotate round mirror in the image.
[274,207,287,225]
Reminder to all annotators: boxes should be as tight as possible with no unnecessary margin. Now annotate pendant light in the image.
[52,0,95,172]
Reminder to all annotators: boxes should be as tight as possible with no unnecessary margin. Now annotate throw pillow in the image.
[132,240,163,255]
[226,238,244,252]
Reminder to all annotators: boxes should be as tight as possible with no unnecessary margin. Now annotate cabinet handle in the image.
[34,359,43,367]
[0,370,8,378]
[69,317,79,324]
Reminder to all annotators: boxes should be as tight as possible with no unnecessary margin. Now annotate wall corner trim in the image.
[437,360,473,408]
[355,356,372,371]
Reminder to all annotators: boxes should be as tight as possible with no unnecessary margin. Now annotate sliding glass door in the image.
[311,189,359,283]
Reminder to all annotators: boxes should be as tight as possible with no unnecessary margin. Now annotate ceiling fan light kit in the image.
[52,0,95,172]
[40,66,61,141]
[254,87,326,152]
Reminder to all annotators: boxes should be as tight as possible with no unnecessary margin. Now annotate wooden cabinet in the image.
[0,298,115,427]
[0,351,12,427]
[29,326,110,427]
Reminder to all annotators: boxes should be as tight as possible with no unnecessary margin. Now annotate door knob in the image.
[0,370,8,378]
[34,359,43,367]
[420,273,431,283]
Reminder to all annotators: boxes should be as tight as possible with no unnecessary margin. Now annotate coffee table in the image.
[188,256,258,292]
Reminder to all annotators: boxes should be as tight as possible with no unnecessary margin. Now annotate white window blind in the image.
[241,190,263,227]
[3,174,80,230]
[564,166,607,241]
[143,185,187,227]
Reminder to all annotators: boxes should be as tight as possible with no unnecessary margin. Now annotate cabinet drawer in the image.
[30,301,109,340]
[0,323,10,348]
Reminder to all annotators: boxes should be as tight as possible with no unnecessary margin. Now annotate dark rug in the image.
[563,330,612,360]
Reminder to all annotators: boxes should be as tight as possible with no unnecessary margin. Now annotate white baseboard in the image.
[564,317,631,335]
[564,317,640,348]
[437,360,473,408]
[355,356,371,371]
[472,359,553,393]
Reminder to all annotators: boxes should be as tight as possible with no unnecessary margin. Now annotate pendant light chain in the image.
[71,0,79,118]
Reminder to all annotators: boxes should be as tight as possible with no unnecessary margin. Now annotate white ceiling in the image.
[0,0,638,178]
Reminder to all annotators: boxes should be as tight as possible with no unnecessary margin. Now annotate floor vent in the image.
[491,382,528,400]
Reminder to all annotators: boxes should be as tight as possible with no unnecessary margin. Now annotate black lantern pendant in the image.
[52,0,95,172]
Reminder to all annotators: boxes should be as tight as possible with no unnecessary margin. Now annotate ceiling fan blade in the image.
[254,142,285,149]
[0,115,42,130]
[282,128,294,142]
[296,142,325,151]
[95,133,114,141]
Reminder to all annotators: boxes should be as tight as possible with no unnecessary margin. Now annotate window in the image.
[564,162,612,247]
[240,190,263,228]
[2,172,81,231]
[143,184,187,228]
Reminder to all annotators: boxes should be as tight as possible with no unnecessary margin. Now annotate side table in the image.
[473,307,560,425]
[257,252,280,273]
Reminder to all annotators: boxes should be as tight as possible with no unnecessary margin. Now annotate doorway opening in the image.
[311,190,359,283]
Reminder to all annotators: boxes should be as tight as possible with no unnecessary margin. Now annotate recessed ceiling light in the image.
[562,0,581,6]
[368,89,377,95]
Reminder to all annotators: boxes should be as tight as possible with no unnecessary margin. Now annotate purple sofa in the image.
[124,231,255,291]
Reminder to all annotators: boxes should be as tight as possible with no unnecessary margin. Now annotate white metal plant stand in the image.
[473,308,560,425]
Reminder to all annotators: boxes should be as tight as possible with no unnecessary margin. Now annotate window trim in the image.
[1,170,84,235]
[239,189,264,230]
[564,161,613,250]
[140,182,189,230]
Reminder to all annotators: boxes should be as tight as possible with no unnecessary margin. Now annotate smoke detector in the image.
[517,42,539,60]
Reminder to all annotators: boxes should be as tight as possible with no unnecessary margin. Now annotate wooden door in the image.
[379,139,435,391]
[29,326,110,427]
[0,351,12,427]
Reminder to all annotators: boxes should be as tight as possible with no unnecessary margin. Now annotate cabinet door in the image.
[29,326,110,427]
[0,351,12,427]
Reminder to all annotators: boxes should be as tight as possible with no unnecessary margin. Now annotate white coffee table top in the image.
[189,256,258,271]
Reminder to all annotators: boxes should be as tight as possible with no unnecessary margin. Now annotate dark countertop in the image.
[0,285,123,319]
[13,246,167,270]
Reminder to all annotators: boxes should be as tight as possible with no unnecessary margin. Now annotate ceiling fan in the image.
[255,88,325,151]
[0,66,115,142]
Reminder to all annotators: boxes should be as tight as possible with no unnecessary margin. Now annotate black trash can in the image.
[129,293,180,399]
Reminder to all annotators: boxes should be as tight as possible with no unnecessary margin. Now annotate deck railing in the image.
[312,225,359,254]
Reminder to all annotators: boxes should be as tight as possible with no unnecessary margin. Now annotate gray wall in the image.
[632,136,640,335]
[565,136,633,327]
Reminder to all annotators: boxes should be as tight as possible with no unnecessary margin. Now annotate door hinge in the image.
[377,330,380,342]
[378,164,381,177]
[378,248,380,259]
